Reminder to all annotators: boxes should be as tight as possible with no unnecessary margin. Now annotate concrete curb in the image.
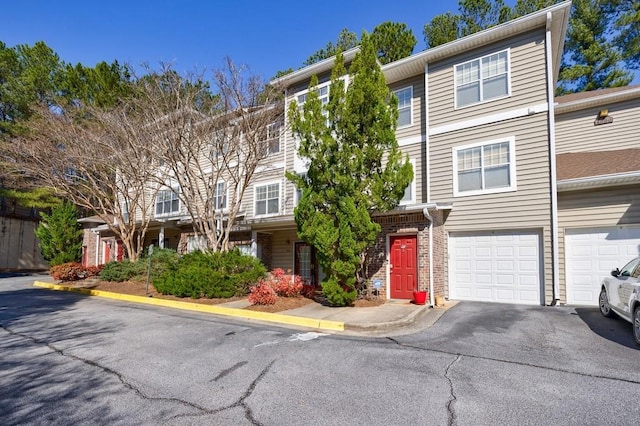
[33,281,344,332]
[344,304,430,331]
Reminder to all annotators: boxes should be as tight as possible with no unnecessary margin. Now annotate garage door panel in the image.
[565,226,640,306]
[449,231,541,305]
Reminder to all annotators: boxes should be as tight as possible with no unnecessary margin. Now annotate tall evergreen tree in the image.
[303,28,359,66]
[35,201,83,266]
[558,0,633,93]
[288,33,413,306]
[370,22,417,64]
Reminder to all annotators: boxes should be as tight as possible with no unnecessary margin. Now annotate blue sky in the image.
[2,0,495,80]
[3,1,637,84]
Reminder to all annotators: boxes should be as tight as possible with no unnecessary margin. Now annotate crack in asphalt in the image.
[1,324,273,424]
[170,359,275,425]
[385,337,640,386]
[444,355,461,426]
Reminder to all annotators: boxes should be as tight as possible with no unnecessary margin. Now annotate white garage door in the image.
[565,226,640,306]
[449,231,541,305]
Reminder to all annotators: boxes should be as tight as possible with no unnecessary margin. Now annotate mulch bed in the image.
[58,279,385,312]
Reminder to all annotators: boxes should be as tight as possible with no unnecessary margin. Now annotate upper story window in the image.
[213,181,227,210]
[394,87,413,128]
[155,188,180,216]
[399,159,416,205]
[453,137,516,197]
[255,182,280,216]
[263,122,281,155]
[455,49,510,108]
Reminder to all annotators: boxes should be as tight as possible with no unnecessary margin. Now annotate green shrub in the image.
[321,277,357,307]
[153,249,266,299]
[144,248,180,280]
[99,259,146,282]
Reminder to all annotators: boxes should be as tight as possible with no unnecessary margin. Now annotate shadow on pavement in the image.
[574,307,639,350]
[0,287,133,424]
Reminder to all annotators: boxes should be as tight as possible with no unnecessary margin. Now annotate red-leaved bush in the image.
[50,262,85,281]
[248,268,305,305]
[264,268,304,297]
[50,263,104,281]
[248,282,277,305]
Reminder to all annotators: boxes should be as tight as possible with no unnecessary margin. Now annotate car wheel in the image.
[634,307,640,346]
[599,288,613,318]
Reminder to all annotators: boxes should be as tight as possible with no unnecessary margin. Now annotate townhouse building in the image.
[82,1,640,307]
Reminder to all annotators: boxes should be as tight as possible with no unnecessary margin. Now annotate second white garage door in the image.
[449,231,542,305]
[565,226,640,306]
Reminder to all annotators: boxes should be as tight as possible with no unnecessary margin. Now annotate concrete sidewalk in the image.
[34,281,452,335]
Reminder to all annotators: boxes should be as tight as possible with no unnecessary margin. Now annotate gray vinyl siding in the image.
[557,186,640,303]
[431,113,554,303]
[428,29,547,128]
[555,98,640,153]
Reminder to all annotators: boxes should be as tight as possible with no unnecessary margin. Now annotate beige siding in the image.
[557,186,640,303]
[431,113,554,303]
[270,228,298,271]
[555,98,640,153]
[429,29,547,128]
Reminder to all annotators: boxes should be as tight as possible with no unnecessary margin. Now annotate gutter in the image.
[557,171,640,191]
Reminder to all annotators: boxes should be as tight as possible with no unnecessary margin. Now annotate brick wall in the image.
[362,212,444,300]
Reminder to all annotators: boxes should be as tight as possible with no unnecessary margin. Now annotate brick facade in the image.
[364,211,446,301]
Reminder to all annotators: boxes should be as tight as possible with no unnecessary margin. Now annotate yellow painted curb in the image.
[33,281,344,332]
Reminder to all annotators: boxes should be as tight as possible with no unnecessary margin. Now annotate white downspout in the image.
[546,11,560,305]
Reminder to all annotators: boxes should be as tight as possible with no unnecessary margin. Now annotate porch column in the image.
[251,231,258,258]
[159,225,165,249]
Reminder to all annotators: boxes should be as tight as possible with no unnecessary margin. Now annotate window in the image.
[264,122,281,154]
[400,159,416,205]
[297,84,330,124]
[155,188,180,216]
[212,132,230,158]
[187,235,207,253]
[236,244,252,256]
[213,182,227,210]
[394,87,412,128]
[455,50,509,108]
[255,182,280,216]
[453,138,516,196]
[294,173,307,206]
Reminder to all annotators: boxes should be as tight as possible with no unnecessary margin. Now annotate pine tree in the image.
[35,201,83,266]
[288,33,413,306]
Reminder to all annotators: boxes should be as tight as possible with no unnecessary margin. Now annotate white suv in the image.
[599,257,640,346]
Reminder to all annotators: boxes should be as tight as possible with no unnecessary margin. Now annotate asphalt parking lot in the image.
[1,275,638,425]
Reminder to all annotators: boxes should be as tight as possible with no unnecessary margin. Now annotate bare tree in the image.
[139,60,284,252]
[9,100,163,262]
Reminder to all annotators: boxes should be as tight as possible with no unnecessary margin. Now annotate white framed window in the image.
[394,86,413,128]
[254,182,280,216]
[213,181,227,210]
[212,131,230,158]
[294,173,307,206]
[155,187,180,216]
[236,244,252,256]
[454,49,510,108]
[453,137,516,197]
[296,83,330,124]
[264,122,281,154]
[187,234,207,253]
[399,159,416,205]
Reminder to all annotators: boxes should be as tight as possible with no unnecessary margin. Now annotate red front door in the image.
[390,235,417,299]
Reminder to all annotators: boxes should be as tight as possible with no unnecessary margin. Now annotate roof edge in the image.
[555,86,640,113]
[557,171,640,191]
